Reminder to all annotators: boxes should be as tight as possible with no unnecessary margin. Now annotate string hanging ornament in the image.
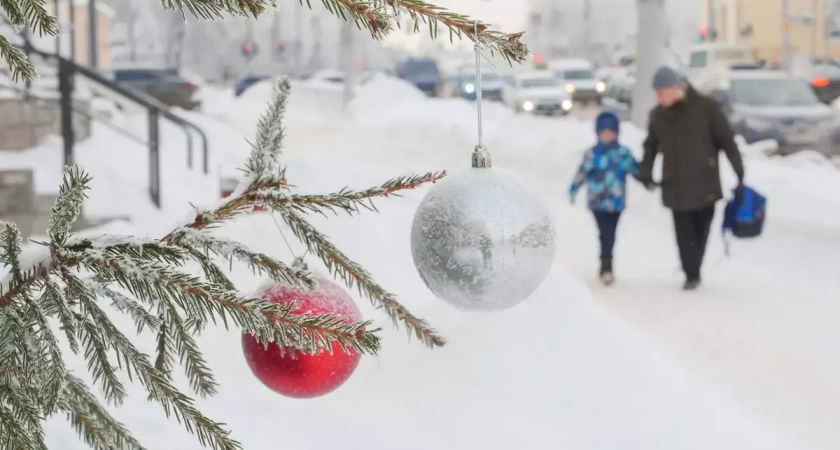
[409,24,557,312]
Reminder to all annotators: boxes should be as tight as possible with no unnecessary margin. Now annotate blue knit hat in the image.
[595,110,620,135]
[652,66,683,90]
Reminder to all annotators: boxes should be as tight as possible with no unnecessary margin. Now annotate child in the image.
[569,110,642,286]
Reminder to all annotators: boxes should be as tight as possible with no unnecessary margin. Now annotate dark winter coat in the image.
[640,85,745,212]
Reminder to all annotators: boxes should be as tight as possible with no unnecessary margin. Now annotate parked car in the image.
[602,75,634,111]
[805,61,840,104]
[687,43,758,89]
[501,72,573,115]
[441,70,503,101]
[104,68,201,110]
[234,75,269,97]
[548,58,605,104]
[396,58,442,96]
[711,71,840,156]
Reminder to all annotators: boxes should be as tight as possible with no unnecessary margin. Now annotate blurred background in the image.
[2,2,840,449]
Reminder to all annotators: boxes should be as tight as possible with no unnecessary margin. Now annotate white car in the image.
[502,72,573,115]
[548,58,605,105]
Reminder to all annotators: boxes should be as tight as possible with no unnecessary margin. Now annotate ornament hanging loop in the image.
[471,20,493,169]
[292,256,308,271]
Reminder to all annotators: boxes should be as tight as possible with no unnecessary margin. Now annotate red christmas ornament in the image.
[241,274,362,399]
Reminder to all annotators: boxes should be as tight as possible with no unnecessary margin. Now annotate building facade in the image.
[699,0,840,62]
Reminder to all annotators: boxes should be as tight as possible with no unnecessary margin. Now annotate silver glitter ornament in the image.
[410,154,557,311]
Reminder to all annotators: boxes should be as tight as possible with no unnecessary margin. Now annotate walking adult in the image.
[639,66,745,291]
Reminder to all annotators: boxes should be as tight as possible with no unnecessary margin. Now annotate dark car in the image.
[105,68,201,110]
[235,75,269,97]
[712,71,840,156]
[806,61,840,104]
[397,58,441,96]
[441,72,503,101]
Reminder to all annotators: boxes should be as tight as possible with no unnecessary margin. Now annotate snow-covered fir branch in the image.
[49,166,91,246]
[169,227,315,290]
[279,209,446,348]
[245,76,291,181]
[270,171,448,216]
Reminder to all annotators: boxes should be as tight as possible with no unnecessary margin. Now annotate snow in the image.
[2,73,839,449]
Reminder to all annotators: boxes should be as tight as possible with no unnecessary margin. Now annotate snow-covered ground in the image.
[6,74,840,449]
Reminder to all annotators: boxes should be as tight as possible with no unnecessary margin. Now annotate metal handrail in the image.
[26,48,210,174]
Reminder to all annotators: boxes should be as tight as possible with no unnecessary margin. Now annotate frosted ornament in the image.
[410,148,557,311]
[410,24,556,311]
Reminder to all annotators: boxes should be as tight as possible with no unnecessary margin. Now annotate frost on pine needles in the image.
[0,77,447,450]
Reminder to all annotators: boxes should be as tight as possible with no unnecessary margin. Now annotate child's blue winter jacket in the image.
[569,109,642,212]
[569,141,641,212]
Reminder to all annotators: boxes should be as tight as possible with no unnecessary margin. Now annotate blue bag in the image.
[722,185,766,256]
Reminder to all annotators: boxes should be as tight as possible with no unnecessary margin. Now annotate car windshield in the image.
[404,59,439,75]
[731,78,820,106]
[561,69,594,80]
[521,78,557,88]
[458,73,500,84]
[812,63,840,79]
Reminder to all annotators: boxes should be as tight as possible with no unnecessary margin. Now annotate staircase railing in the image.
[15,42,209,209]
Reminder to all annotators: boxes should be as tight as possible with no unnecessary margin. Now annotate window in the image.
[561,69,594,80]
[730,78,820,106]
[689,51,708,68]
[520,78,557,88]
[114,70,158,82]
[714,49,748,61]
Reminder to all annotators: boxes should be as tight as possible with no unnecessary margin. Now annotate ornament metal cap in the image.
[292,256,308,271]
[471,144,492,168]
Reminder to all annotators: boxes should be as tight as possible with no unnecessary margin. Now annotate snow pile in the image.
[7,82,838,449]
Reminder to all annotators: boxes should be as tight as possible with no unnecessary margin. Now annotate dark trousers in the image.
[672,207,715,281]
[593,211,622,261]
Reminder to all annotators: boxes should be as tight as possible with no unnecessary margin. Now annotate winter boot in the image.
[682,278,701,291]
[599,258,615,286]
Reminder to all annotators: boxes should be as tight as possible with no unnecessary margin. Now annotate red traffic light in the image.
[242,44,253,54]
[698,26,708,37]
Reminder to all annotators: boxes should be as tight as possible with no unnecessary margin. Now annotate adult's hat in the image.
[652,66,683,90]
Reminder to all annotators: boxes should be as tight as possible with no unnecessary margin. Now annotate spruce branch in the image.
[246,76,291,180]
[49,166,92,247]
[67,276,240,450]
[268,171,447,216]
[169,228,314,290]
[313,0,527,63]
[60,374,148,450]
[280,209,445,348]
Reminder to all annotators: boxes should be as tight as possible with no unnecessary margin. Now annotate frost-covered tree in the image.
[0,1,528,449]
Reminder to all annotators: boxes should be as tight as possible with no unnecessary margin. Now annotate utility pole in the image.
[340,19,353,110]
[707,0,715,41]
[54,0,60,54]
[632,0,668,128]
[88,0,98,68]
[812,0,819,57]
[128,0,137,62]
[782,0,793,69]
[582,0,592,58]
[294,2,302,78]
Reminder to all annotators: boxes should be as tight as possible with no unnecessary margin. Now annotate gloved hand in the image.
[733,183,745,206]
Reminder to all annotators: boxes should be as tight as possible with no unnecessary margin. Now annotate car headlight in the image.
[522,101,534,112]
[561,99,573,110]
[565,83,575,93]
[464,83,475,94]
[596,81,606,93]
